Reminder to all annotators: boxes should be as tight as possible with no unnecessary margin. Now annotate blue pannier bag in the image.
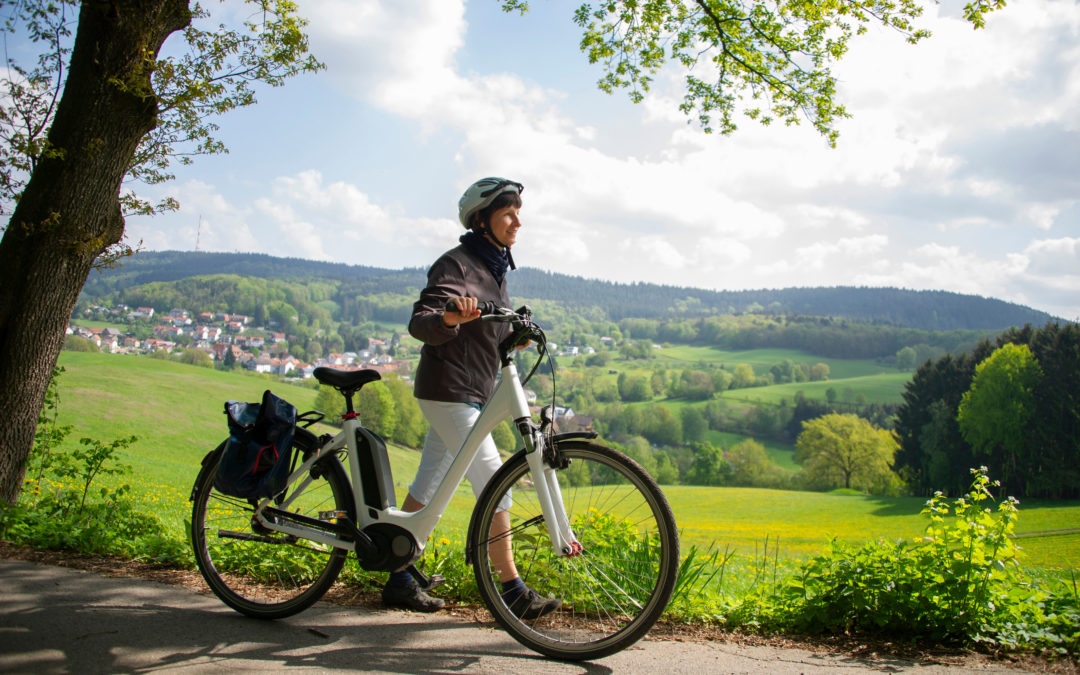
[213,389,297,499]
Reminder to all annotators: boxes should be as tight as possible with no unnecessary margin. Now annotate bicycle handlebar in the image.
[442,300,542,369]
[443,299,500,316]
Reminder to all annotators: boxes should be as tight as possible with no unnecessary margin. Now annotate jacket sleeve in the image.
[408,254,465,346]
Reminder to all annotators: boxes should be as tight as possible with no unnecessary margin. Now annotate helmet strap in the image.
[477,224,517,271]
[480,224,507,249]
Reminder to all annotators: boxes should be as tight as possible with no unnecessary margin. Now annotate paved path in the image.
[0,558,1035,674]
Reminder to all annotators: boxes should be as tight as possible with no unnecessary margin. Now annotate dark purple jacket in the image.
[409,244,511,405]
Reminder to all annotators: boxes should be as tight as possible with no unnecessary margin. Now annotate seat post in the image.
[342,389,357,417]
[312,367,380,421]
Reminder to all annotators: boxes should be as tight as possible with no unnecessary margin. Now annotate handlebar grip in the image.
[444,299,499,315]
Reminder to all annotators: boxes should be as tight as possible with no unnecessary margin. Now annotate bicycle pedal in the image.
[318,509,348,522]
[407,564,445,591]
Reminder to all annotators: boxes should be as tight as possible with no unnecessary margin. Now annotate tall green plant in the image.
[50,435,136,512]
[28,366,73,502]
[750,468,1079,652]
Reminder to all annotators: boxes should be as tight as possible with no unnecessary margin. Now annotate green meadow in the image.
[652,344,890,380]
[584,343,912,410]
[719,373,913,406]
[45,351,1080,573]
[580,342,915,472]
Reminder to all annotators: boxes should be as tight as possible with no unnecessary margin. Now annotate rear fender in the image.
[190,441,227,502]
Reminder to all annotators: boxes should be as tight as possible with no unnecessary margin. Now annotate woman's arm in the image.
[409,256,478,345]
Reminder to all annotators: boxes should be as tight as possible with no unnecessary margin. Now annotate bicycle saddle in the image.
[312,367,381,393]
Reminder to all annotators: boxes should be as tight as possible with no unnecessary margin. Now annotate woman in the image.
[382,177,560,619]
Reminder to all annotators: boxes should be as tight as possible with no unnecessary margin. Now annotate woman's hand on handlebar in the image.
[443,296,482,327]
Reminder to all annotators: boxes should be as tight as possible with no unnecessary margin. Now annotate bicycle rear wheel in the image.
[469,440,679,661]
[191,432,352,619]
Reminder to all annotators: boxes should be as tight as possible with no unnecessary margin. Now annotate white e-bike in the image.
[190,304,678,661]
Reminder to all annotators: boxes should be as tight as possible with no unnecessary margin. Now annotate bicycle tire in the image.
[469,440,679,661]
[191,432,352,619]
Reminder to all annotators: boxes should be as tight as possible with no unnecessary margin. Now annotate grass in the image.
[49,351,477,552]
[46,351,1080,574]
[664,485,922,558]
[70,318,129,331]
[653,344,894,380]
[53,352,321,483]
[720,373,913,406]
[586,344,912,407]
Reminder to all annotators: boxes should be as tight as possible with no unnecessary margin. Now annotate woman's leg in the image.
[416,400,517,582]
[413,400,560,619]
[382,431,452,611]
[401,492,516,583]
[488,509,518,583]
[401,493,425,512]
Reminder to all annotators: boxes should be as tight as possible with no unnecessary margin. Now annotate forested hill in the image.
[81,250,1058,331]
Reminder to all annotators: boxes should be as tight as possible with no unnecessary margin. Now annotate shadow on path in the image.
[0,558,1037,674]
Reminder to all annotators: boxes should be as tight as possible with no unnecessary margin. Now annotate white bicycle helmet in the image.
[457,177,524,229]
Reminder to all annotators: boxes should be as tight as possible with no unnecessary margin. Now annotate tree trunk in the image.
[0,1,191,504]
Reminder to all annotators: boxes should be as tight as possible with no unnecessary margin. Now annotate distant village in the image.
[69,304,598,432]
[68,305,412,380]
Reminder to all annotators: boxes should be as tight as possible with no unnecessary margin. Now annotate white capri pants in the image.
[410,399,510,511]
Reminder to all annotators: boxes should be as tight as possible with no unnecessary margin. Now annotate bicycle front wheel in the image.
[191,433,352,619]
[469,440,679,661]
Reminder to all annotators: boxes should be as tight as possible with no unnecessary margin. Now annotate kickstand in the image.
[407,564,445,591]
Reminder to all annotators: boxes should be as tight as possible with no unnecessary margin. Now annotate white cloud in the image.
[250,171,462,265]
[302,0,465,100]
[793,204,871,232]
[936,215,993,232]
[251,199,329,261]
[797,235,890,271]
[1021,202,1067,231]
[126,180,258,254]
[859,243,1030,302]
[1021,237,1080,278]
[698,237,753,268]
[619,235,686,270]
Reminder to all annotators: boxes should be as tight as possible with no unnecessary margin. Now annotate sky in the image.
[125,0,1080,321]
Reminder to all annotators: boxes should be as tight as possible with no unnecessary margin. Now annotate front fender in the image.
[551,430,597,443]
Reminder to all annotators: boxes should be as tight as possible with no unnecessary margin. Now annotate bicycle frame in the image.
[251,353,580,559]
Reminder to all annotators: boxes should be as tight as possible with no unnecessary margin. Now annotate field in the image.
[579,342,917,471]
[652,344,892,379]
[583,343,912,411]
[719,372,913,406]
[43,351,1080,572]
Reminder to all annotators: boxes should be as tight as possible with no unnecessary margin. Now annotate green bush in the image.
[1,487,187,563]
[732,468,1079,653]
[63,335,99,352]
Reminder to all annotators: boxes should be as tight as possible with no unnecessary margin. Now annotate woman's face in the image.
[484,204,522,248]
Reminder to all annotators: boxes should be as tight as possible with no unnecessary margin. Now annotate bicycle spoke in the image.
[470,441,678,661]
[192,442,351,619]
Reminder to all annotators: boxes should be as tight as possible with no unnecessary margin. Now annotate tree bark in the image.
[0,1,191,504]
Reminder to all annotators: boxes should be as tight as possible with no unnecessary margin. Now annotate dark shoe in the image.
[507,588,561,620]
[382,582,445,612]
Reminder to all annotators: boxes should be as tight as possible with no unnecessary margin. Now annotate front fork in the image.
[519,420,582,557]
